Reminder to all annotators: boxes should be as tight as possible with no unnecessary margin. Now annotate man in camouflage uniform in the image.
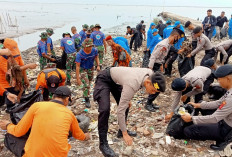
[46,28,56,56]
[71,26,81,52]
[79,24,89,46]
[76,39,100,108]
[37,32,55,70]
[60,32,77,85]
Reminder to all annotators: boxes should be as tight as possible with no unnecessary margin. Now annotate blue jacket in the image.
[147,23,156,47]
[149,34,162,53]
[174,25,185,50]
[228,19,232,36]
[202,15,217,32]
[163,25,174,39]
[113,37,131,55]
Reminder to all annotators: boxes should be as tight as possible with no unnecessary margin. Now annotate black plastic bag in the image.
[7,90,43,125]
[51,55,63,69]
[178,55,193,77]
[166,104,195,139]
[208,85,227,100]
[142,50,150,68]
[61,51,67,69]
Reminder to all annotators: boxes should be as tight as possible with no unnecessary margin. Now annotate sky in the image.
[1,0,232,7]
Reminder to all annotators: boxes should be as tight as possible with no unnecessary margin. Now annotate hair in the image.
[185,21,191,28]
[71,26,76,31]
[170,29,179,36]
[141,20,144,23]
[127,26,131,29]
[159,20,163,24]
[222,11,225,13]
[207,9,212,12]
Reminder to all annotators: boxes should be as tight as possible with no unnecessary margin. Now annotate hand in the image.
[84,133,91,141]
[50,58,56,62]
[164,63,168,69]
[0,120,10,130]
[24,79,30,88]
[129,102,132,108]
[181,95,188,102]
[177,49,185,54]
[7,93,18,104]
[77,79,82,86]
[160,65,164,72]
[186,54,191,58]
[188,102,201,108]
[48,52,52,56]
[28,63,37,69]
[181,113,192,122]
[96,65,101,72]
[147,48,150,51]
[208,24,211,27]
[123,132,133,146]
[165,112,174,122]
[1,49,12,56]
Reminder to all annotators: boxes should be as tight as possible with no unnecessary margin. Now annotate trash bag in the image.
[76,115,90,133]
[208,85,227,100]
[51,55,63,69]
[7,90,43,125]
[61,51,67,69]
[166,104,195,139]
[178,55,193,77]
[142,50,151,68]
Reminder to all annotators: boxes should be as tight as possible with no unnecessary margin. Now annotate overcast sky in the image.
[1,0,232,7]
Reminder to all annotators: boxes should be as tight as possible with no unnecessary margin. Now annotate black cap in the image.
[171,78,186,91]
[172,28,185,38]
[151,72,166,92]
[204,59,215,68]
[214,64,232,78]
[47,76,60,93]
[54,86,71,97]
[185,21,191,28]
[193,26,202,34]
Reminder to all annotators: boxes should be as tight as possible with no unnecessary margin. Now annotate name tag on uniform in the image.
[219,101,226,109]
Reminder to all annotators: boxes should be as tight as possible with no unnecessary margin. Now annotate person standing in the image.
[71,26,81,52]
[76,39,100,108]
[136,20,144,48]
[46,28,55,56]
[229,15,232,39]
[90,24,107,68]
[156,20,167,38]
[202,9,217,41]
[93,67,166,157]
[147,23,156,50]
[163,20,174,39]
[79,24,89,46]
[60,32,76,85]
[216,11,229,40]
[125,26,139,52]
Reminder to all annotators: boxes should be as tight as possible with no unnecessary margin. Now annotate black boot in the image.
[145,101,159,112]
[66,79,71,86]
[99,133,118,157]
[85,97,91,108]
[210,130,232,150]
[117,129,137,138]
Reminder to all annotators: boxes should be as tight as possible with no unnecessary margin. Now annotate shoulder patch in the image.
[219,101,226,109]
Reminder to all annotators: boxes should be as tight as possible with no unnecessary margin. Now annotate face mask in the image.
[173,37,179,44]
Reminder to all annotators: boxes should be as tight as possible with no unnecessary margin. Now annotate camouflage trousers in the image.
[80,68,93,97]
[51,49,56,56]
[39,57,47,71]
[66,52,77,81]
[96,45,104,65]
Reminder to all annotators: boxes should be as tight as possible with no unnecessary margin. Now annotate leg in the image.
[200,49,216,66]
[130,36,135,50]
[167,53,178,76]
[225,46,232,64]
[207,30,213,41]
[98,50,104,66]
[145,92,160,112]
[80,69,91,108]
[215,26,220,40]
[39,57,47,71]
[66,53,76,84]
[134,34,139,51]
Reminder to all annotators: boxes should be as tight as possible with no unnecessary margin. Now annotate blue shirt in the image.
[47,37,53,50]
[229,19,232,36]
[60,37,76,54]
[72,33,81,48]
[75,48,98,69]
[90,31,105,46]
[174,25,185,50]
[37,40,47,57]
[163,25,174,39]
[149,34,162,53]
[147,23,156,47]
[79,30,87,45]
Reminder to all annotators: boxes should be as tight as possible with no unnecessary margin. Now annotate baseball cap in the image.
[174,21,181,27]
[152,28,158,34]
[214,64,232,78]
[150,72,166,92]
[46,28,54,34]
[171,78,186,91]
[54,86,72,97]
[47,75,60,93]
[106,35,113,41]
[166,20,172,24]
[82,38,94,48]
[204,59,215,68]
[95,24,101,28]
[90,25,95,29]
[40,32,48,39]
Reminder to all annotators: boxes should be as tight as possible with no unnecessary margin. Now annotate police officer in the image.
[215,40,232,65]
[93,67,166,157]
[187,26,216,66]
[181,64,232,151]
[146,28,185,112]
[165,61,216,121]
[125,26,139,51]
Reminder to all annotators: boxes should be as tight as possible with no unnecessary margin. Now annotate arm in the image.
[103,39,107,53]
[148,46,163,68]
[42,53,55,61]
[70,115,86,141]
[7,103,38,137]
[47,43,51,55]
[95,55,100,71]
[191,38,206,56]
[60,47,65,51]
[200,99,223,110]
[0,49,11,56]
[211,16,217,27]
[185,79,204,97]
[75,63,82,85]
[218,46,228,64]
[171,91,182,112]
[20,63,37,71]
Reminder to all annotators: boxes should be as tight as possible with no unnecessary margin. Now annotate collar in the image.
[50,99,64,105]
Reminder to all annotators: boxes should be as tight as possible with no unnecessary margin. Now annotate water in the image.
[0,1,232,51]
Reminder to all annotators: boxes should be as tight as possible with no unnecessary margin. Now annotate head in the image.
[141,20,144,24]
[47,75,61,94]
[90,25,95,31]
[46,28,54,36]
[53,86,72,106]
[166,20,172,26]
[159,20,163,24]
[105,35,114,46]
[150,23,156,29]
[207,9,212,16]
[64,32,71,38]
[144,72,166,95]
[214,65,232,89]
[169,28,185,44]
[82,24,89,31]
[193,26,203,38]
[71,26,77,34]
[127,26,131,32]
[174,21,181,28]
[152,29,158,36]
[82,38,93,52]
[172,78,188,92]
[185,21,194,30]
[221,11,225,17]
[95,24,101,31]
[204,59,217,70]
[40,32,48,41]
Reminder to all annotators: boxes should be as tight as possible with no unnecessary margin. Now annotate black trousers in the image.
[142,50,151,68]
[130,33,139,51]
[184,120,232,144]
[93,68,129,136]
[165,46,178,75]
[191,41,197,67]
[138,32,143,48]
[220,45,232,64]
[200,48,216,66]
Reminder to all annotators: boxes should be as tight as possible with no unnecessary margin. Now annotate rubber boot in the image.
[85,97,91,108]
[99,133,118,157]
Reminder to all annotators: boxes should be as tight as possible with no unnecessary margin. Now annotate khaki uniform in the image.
[215,40,232,64]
